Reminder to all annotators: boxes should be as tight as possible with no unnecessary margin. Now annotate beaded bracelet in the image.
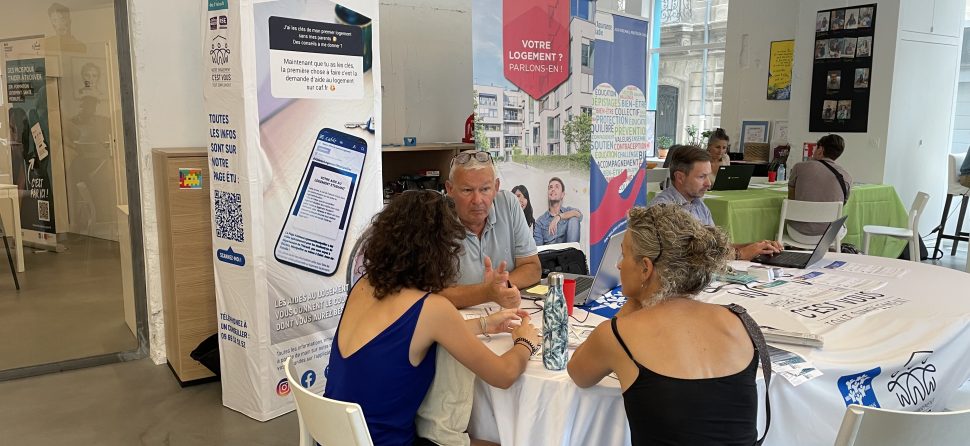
[479,316,490,338]
[513,336,538,356]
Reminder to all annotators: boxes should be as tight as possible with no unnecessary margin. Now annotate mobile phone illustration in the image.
[274,128,367,276]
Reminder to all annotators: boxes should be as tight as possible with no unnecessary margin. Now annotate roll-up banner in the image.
[202,0,381,420]
[590,11,651,272]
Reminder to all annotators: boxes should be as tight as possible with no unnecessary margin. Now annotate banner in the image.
[767,39,794,100]
[503,0,570,100]
[589,11,650,272]
[204,0,381,421]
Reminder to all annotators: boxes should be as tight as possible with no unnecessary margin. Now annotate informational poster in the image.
[810,4,876,132]
[589,11,650,272]
[767,40,794,100]
[503,0,570,100]
[4,38,60,247]
[203,0,381,421]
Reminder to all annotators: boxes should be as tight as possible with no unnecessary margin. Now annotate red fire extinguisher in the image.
[462,114,475,144]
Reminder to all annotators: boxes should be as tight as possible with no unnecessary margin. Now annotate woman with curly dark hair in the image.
[324,190,540,446]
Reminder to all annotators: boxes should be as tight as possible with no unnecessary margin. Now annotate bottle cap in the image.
[548,272,564,287]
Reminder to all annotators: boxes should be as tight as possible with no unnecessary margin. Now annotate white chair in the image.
[284,357,374,446]
[833,404,970,446]
[862,192,929,263]
[645,167,669,193]
[777,199,843,251]
[932,153,970,257]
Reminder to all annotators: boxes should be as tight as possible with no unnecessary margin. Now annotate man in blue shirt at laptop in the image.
[650,145,783,260]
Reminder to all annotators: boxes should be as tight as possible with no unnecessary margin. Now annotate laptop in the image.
[523,230,625,306]
[752,215,849,269]
[710,164,755,191]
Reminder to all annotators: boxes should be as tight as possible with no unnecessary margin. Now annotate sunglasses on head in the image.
[452,151,492,165]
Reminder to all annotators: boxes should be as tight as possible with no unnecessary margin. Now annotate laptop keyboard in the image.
[757,251,809,266]
[575,276,594,294]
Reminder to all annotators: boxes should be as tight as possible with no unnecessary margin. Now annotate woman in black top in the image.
[568,204,759,445]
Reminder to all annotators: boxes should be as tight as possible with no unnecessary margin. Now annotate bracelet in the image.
[513,340,533,356]
[479,316,490,338]
[513,336,538,356]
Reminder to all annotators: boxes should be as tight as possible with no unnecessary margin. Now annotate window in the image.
[547,115,560,140]
[656,0,730,143]
[581,38,593,68]
[490,137,501,148]
[581,106,592,116]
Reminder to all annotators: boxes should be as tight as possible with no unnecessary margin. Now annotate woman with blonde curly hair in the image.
[568,204,763,445]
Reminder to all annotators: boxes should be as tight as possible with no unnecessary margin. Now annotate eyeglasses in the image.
[451,151,492,166]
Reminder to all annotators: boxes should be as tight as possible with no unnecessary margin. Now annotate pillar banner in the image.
[203,0,381,421]
[589,11,651,272]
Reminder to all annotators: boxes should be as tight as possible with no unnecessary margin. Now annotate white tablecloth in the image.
[466,253,970,445]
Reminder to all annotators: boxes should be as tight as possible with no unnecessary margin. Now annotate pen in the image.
[507,280,512,288]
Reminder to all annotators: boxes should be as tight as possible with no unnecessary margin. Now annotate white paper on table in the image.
[754,280,850,301]
[821,260,909,277]
[792,270,887,292]
[768,345,823,386]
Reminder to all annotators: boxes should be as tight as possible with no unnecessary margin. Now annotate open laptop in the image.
[523,230,625,306]
[752,215,849,269]
[710,164,755,191]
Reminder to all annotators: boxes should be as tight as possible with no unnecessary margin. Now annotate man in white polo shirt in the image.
[416,150,540,446]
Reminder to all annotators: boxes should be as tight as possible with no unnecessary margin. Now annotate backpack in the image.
[538,248,588,278]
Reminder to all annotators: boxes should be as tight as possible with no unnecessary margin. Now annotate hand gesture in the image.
[739,240,783,260]
[482,256,521,309]
[511,313,540,348]
[548,214,561,236]
[485,308,529,334]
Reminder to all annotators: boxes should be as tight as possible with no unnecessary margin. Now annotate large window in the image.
[656,0,729,145]
[0,0,140,376]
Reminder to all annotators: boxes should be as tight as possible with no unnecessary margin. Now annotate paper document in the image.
[822,260,908,277]
[792,271,887,292]
[768,345,822,386]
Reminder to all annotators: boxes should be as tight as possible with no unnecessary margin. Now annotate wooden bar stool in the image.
[933,154,969,257]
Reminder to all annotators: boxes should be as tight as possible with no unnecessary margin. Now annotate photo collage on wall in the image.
[810,4,875,132]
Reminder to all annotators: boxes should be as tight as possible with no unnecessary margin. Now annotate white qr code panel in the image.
[214,190,244,242]
[37,200,50,222]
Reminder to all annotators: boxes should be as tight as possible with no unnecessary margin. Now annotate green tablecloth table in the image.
[649,184,909,258]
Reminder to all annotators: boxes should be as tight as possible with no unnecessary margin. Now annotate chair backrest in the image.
[950,153,966,186]
[833,404,970,446]
[284,357,374,446]
[645,168,670,193]
[345,234,367,291]
[777,199,844,249]
[906,192,930,232]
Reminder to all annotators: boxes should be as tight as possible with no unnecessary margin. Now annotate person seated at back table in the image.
[568,204,762,445]
[707,128,732,180]
[650,145,783,260]
[534,177,583,246]
[324,190,541,446]
[787,134,852,244]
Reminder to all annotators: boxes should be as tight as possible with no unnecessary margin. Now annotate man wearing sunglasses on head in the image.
[417,149,541,446]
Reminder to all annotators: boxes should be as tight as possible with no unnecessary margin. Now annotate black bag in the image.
[538,248,588,278]
[898,236,929,261]
[190,334,221,377]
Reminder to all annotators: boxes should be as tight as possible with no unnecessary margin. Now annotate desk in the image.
[652,184,909,258]
[468,254,970,445]
[0,184,25,272]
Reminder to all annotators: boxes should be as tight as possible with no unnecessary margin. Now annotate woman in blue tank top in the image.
[324,190,541,446]
[568,204,760,445]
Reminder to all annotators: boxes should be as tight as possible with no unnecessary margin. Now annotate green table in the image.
[651,184,909,258]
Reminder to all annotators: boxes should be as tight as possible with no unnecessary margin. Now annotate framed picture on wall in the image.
[739,120,770,152]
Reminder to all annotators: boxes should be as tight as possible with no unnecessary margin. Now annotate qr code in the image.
[38,200,50,222]
[214,190,244,242]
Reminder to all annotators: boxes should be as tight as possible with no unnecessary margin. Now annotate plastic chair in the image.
[833,404,970,446]
[932,153,969,257]
[862,192,929,263]
[284,357,374,446]
[776,199,843,251]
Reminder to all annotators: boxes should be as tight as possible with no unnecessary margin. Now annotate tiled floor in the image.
[0,239,967,445]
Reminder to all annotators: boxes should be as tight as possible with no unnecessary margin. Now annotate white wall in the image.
[380,0,473,145]
[720,0,798,143]
[128,0,207,363]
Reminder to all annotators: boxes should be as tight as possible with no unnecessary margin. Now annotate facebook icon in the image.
[300,369,317,388]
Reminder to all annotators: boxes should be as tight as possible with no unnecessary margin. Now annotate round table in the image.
[467,254,970,445]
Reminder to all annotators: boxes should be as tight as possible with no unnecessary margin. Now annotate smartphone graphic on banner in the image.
[274,128,367,276]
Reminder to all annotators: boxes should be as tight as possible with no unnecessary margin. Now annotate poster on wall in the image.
[767,40,794,100]
[809,4,876,133]
[590,11,651,272]
[473,0,596,256]
[4,38,60,247]
[203,0,381,421]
